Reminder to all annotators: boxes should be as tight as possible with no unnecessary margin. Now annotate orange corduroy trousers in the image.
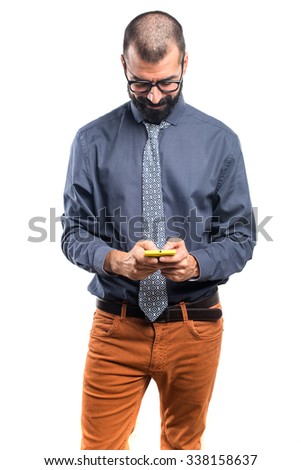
[81,303,223,450]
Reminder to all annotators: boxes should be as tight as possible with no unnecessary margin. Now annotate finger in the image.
[137,239,158,250]
[158,255,179,263]
[137,251,159,265]
[159,250,187,263]
[164,238,185,250]
[135,240,158,263]
[161,271,186,282]
[160,265,184,274]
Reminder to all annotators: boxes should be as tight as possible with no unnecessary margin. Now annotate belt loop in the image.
[179,302,189,322]
[121,301,127,318]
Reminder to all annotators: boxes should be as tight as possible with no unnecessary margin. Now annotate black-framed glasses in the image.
[124,57,184,94]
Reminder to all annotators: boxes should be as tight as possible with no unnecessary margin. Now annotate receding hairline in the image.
[123,11,186,64]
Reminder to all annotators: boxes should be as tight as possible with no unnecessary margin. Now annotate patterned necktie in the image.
[138,121,170,321]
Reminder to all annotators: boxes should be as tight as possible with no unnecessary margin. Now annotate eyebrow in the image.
[128,69,179,82]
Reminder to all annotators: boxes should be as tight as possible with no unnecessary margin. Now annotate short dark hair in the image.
[123,11,186,63]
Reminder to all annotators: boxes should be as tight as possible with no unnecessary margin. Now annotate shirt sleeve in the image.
[61,131,114,278]
[190,138,256,281]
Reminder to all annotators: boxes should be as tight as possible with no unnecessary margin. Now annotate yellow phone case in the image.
[144,249,176,257]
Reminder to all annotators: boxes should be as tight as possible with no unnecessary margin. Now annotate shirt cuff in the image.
[93,246,117,278]
[187,254,201,281]
[189,249,213,281]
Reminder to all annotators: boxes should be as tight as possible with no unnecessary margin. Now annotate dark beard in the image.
[129,84,182,124]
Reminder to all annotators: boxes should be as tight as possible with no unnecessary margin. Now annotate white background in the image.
[1,0,300,468]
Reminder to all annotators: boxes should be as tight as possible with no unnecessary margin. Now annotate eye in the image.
[135,82,149,90]
[159,81,174,89]
[130,81,150,93]
[157,81,181,92]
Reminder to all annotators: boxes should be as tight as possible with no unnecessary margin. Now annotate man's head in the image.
[121,11,188,124]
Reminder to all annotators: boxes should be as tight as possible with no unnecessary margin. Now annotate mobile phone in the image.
[144,249,176,257]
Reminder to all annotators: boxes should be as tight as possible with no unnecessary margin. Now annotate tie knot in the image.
[143,121,170,138]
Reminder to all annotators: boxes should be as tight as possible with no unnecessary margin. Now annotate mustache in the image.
[136,96,172,108]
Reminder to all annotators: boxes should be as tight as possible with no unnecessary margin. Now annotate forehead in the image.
[125,44,181,80]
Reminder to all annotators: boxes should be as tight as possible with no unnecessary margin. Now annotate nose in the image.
[147,85,163,104]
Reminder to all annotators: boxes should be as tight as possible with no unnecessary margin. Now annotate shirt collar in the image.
[130,94,186,126]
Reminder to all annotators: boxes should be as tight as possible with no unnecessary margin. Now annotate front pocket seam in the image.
[91,315,118,337]
[186,318,223,340]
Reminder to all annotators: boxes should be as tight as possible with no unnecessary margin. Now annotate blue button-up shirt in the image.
[61,95,256,304]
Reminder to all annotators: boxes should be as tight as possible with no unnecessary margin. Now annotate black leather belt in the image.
[96,291,222,323]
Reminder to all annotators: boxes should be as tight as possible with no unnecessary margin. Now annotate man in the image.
[61,11,256,450]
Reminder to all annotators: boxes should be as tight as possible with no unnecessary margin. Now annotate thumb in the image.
[164,238,184,249]
[137,240,158,250]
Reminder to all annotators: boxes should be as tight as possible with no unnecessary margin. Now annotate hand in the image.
[158,239,200,282]
[103,240,161,281]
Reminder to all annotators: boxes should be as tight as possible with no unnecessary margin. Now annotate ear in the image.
[183,52,189,75]
[120,54,126,71]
